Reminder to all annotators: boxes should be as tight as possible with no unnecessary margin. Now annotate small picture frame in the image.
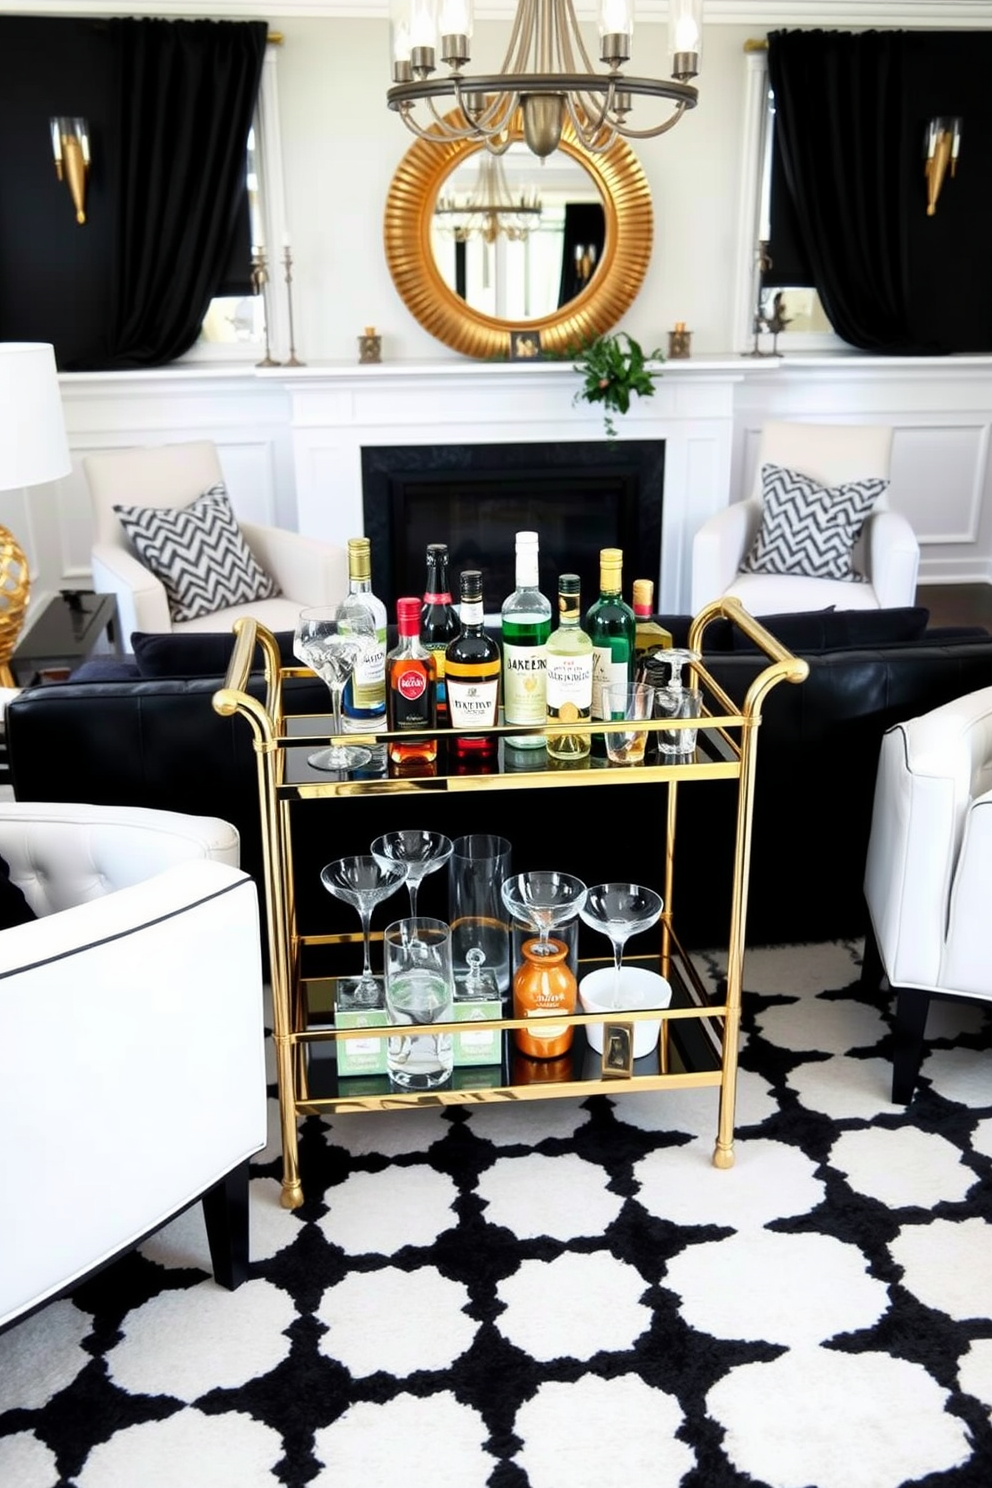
[601,1022,635,1080]
[509,330,542,361]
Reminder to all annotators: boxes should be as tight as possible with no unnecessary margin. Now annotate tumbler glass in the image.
[384,917,454,1090]
[449,834,512,1000]
[655,686,703,757]
[604,681,656,765]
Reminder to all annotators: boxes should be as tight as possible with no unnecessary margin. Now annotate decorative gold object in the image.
[387,0,701,160]
[282,241,305,367]
[925,117,962,217]
[358,327,382,364]
[668,322,692,359]
[384,113,652,360]
[0,343,72,685]
[50,117,90,225]
[250,247,281,368]
[212,600,807,1210]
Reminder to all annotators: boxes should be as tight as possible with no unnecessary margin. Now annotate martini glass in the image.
[500,870,588,959]
[320,855,406,1005]
[294,602,375,773]
[579,882,664,1008]
[370,830,454,918]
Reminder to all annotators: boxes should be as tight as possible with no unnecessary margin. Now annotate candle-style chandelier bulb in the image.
[50,117,91,225]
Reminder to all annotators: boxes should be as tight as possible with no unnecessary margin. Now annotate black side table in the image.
[11,591,120,687]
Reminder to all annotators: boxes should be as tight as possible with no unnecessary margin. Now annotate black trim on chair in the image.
[891,985,932,1104]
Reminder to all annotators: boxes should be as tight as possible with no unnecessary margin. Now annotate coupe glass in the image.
[579,882,664,1008]
[500,870,588,959]
[294,602,376,772]
[320,855,406,1005]
[370,830,454,918]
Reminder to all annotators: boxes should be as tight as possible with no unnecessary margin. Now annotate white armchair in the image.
[84,440,347,648]
[0,803,266,1330]
[691,421,920,616]
[862,687,992,1103]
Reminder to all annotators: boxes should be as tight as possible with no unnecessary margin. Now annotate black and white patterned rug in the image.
[4,939,992,1488]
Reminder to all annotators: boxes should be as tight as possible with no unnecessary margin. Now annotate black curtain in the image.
[768,28,992,354]
[105,18,266,367]
[557,201,606,307]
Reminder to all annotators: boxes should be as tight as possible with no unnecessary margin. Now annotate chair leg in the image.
[860,921,885,997]
[201,1160,250,1290]
[891,985,931,1104]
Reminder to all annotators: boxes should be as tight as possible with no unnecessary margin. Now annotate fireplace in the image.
[361,440,664,615]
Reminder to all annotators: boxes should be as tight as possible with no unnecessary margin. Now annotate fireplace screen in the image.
[361,441,663,616]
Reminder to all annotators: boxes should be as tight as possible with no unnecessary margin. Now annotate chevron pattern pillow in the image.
[114,483,281,623]
[740,462,889,582]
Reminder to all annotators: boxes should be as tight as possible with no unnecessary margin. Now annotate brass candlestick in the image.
[251,248,281,368]
[283,243,305,367]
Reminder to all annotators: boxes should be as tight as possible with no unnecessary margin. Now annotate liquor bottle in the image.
[386,596,437,768]
[632,579,673,667]
[420,543,459,728]
[545,573,593,763]
[500,530,552,748]
[445,569,501,763]
[585,547,636,752]
[339,537,388,736]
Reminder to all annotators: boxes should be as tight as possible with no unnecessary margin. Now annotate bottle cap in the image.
[632,578,654,613]
[515,531,539,549]
[347,536,371,581]
[459,569,483,602]
[427,542,448,559]
[559,573,580,596]
[396,596,421,633]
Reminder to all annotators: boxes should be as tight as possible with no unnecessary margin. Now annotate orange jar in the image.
[512,936,577,1059]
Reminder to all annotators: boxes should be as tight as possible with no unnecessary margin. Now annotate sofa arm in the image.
[866,509,920,609]
[91,541,173,644]
[240,522,347,608]
[941,792,992,997]
[0,802,240,916]
[690,499,761,614]
[0,862,265,1327]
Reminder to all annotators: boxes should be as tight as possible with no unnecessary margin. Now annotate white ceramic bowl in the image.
[578,966,673,1058]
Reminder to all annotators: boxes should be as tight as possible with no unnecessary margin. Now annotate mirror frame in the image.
[384,117,653,359]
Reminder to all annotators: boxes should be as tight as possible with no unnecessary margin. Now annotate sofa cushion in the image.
[113,484,281,623]
[132,629,297,679]
[740,462,889,583]
[730,606,931,653]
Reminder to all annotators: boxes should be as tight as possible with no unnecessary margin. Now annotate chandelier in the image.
[435,151,542,243]
[388,0,703,159]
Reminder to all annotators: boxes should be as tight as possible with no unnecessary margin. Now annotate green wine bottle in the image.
[585,547,635,754]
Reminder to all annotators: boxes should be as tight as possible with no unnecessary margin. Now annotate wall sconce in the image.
[574,243,598,286]
[50,117,90,225]
[925,117,961,217]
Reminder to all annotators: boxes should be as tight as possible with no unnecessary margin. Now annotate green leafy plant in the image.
[571,331,664,437]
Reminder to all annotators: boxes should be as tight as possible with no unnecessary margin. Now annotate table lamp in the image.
[0,343,71,687]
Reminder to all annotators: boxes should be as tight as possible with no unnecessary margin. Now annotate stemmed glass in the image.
[500,871,588,959]
[320,855,406,1006]
[663,648,700,693]
[294,602,376,773]
[370,831,454,918]
[579,882,664,1008]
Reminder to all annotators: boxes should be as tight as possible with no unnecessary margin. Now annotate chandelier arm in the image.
[557,0,600,75]
[450,79,520,141]
[599,101,690,141]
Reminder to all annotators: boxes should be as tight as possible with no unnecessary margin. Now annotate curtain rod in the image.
[268,31,283,45]
[744,38,768,51]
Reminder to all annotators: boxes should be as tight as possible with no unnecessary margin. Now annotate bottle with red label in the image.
[386,596,437,768]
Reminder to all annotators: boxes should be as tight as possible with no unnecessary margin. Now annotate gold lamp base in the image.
[0,525,30,689]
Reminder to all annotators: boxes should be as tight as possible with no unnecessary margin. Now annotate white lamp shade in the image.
[0,342,71,491]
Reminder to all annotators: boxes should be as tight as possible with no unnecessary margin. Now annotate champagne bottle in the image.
[545,574,593,762]
[386,596,437,769]
[500,530,551,748]
[420,543,459,727]
[339,537,387,736]
[445,569,501,764]
[632,578,673,665]
[585,547,635,753]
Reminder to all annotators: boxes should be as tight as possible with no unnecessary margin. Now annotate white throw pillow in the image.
[114,483,280,623]
[741,462,889,583]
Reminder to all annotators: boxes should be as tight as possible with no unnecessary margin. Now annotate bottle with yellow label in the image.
[632,578,673,664]
[445,569,501,765]
[339,537,387,736]
[545,573,593,762]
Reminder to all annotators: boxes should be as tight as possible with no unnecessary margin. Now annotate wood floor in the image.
[918,582,992,632]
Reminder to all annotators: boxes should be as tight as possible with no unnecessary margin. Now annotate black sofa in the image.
[7,609,992,951]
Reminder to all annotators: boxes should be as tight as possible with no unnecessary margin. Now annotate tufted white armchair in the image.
[691,421,920,616]
[0,803,267,1330]
[862,687,992,1103]
[84,439,347,649]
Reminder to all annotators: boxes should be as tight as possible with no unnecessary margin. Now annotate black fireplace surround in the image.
[361,441,664,614]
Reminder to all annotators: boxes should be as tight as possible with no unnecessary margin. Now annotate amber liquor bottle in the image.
[632,578,673,666]
[420,543,459,727]
[386,596,437,768]
[444,569,501,764]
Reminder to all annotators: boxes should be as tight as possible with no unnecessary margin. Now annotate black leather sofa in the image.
[7,610,992,951]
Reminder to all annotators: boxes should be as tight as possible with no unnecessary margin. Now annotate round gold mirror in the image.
[384,117,653,360]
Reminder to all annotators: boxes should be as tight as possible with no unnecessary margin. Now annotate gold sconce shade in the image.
[925,117,961,218]
[50,117,91,225]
